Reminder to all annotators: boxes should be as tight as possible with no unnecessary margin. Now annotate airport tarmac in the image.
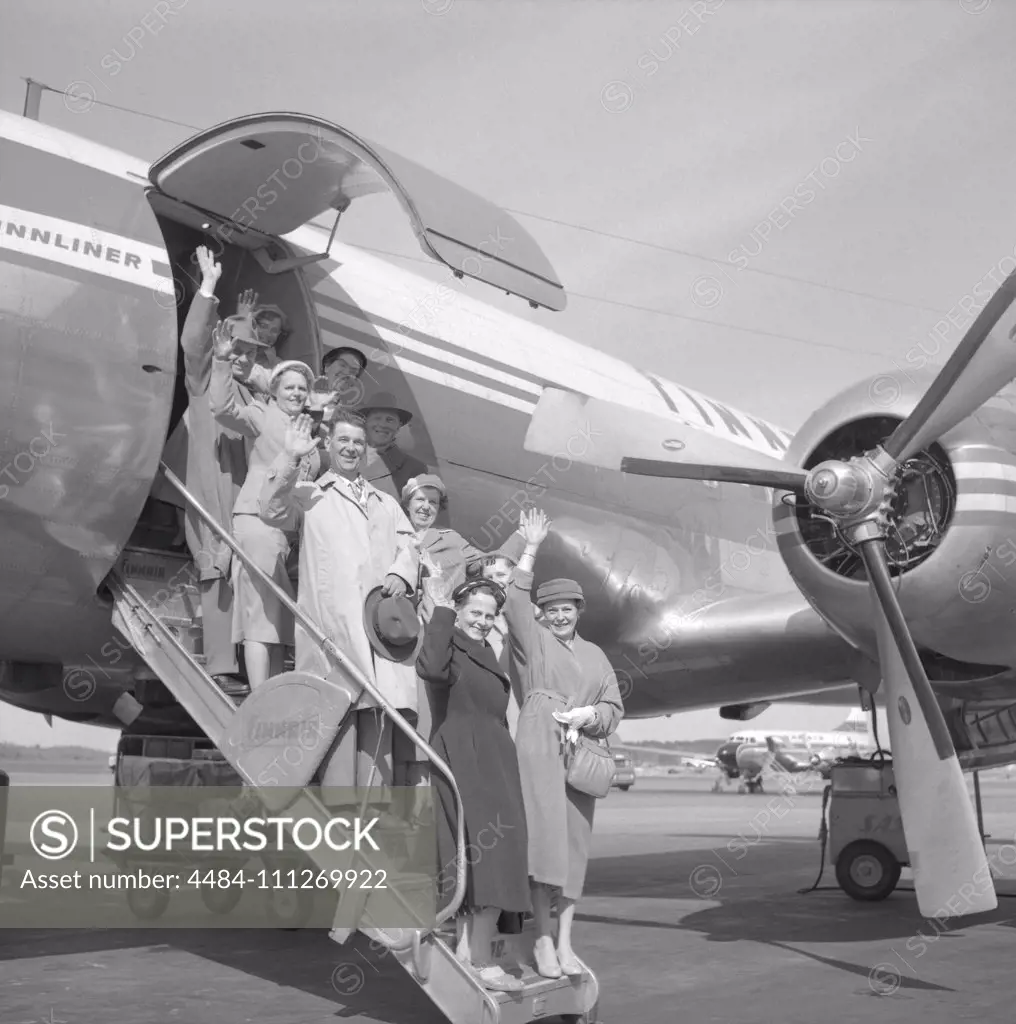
[2,772,1016,1023]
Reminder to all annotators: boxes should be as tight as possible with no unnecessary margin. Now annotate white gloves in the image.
[553,705,598,744]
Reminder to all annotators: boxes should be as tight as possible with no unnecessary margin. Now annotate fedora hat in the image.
[363,586,423,664]
[359,391,414,427]
[223,314,270,348]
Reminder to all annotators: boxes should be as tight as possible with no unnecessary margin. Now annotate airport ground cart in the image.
[827,760,906,901]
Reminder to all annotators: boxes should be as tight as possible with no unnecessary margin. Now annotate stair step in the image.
[105,564,600,1023]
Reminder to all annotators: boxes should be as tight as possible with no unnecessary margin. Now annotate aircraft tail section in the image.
[834,707,870,734]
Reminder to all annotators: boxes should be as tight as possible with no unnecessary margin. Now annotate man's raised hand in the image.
[196,245,222,293]
[211,320,235,360]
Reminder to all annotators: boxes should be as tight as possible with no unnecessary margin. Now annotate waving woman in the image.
[416,571,530,992]
[209,328,320,689]
[505,508,624,978]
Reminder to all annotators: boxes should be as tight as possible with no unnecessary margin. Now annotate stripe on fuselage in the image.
[0,203,172,297]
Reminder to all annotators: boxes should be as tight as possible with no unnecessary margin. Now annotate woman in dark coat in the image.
[416,576,530,993]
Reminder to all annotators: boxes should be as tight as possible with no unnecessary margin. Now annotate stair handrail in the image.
[156,462,467,929]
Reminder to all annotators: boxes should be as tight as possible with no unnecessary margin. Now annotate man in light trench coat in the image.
[258,410,421,793]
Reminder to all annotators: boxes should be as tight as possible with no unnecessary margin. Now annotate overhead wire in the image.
[34,84,942,362]
[503,206,949,317]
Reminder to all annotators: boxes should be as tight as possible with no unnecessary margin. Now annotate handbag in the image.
[564,733,616,799]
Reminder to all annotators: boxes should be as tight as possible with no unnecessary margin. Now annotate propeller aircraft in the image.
[3,94,1016,920]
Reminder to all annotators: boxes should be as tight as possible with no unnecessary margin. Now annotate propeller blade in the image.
[885,272,1016,463]
[620,458,808,492]
[524,388,808,491]
[859,539,996,918]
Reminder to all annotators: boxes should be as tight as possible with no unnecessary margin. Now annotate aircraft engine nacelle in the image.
[774,367,1016,675]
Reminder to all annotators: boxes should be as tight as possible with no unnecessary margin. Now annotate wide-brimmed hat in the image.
[535,578,585,608]
[359,391,414,426]
[363,586,423,664]
[223,314,270,348]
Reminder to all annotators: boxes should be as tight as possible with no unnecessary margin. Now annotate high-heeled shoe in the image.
[475,965,524,992]
[533,936,562,978]
[557,951,584,976]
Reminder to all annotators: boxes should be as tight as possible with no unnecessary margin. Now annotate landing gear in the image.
[737,777,764,794]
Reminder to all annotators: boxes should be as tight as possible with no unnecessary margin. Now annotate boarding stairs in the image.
[103,462,600,1024]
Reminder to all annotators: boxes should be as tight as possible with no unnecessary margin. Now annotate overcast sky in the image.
[2,0,1009,747]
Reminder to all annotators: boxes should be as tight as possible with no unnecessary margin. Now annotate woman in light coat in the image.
[210,339,319,689]
[506,508,624,978]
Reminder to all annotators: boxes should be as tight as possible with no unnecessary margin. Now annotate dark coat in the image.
[417,607,531,915]
[363,443,429,503]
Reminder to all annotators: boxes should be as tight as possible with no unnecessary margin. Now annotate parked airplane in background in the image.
[679,755,717,771]
[6,89,1016,917]
[712,735,818,794]
[729,708,876,756]
[715,709,878,792]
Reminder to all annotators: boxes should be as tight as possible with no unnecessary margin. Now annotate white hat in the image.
[268,360,315,395]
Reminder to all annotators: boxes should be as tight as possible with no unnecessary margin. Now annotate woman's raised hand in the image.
[519,508,551,548]
[211,320,234,360]
[284,414,320,459]
[196,246,221,293]
[236,289,259,317]
[423,568,455,609]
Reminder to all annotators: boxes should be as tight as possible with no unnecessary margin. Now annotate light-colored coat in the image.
[505,567,624,899]
[207,358,320,506]
[156,294,269,580]
[258,452,420,709]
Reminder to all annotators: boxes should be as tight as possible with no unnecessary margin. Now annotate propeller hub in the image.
[804,460,874,515]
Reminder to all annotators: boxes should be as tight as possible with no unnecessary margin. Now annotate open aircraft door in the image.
[148,112,566,311]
